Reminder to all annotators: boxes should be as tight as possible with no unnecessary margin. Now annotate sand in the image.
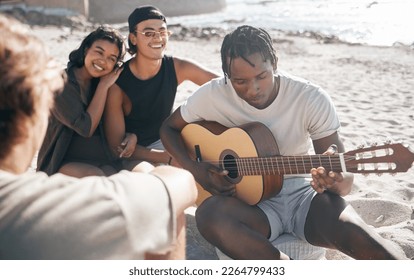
[28,22,414,260]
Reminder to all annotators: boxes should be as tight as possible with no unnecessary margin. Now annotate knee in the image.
[308,192,348,222]
[305,195,369,246]
[195,196,228,235]
[195,197,218,226]
[83,166,106,177]
[305,193,349,243]
[59,164,106,177]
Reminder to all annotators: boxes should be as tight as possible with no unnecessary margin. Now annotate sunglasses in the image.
[135,30,172,38]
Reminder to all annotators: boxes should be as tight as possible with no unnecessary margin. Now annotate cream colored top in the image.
[181,70,340,157]
[0,170,175,259]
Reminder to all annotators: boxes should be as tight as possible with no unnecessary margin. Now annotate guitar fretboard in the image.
[235,154,345,175]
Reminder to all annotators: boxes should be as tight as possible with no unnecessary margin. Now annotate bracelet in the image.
[168,156,173,165]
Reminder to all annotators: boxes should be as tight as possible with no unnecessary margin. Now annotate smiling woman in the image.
[36,25,134,178]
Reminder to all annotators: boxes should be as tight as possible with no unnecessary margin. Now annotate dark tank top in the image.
[116,56,178,146]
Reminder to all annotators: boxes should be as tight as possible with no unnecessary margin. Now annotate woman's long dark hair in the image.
[68,25,125,68]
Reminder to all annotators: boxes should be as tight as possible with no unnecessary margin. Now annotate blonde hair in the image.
[0,14,64,158]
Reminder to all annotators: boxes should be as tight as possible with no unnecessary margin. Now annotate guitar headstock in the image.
[343,143,414,174]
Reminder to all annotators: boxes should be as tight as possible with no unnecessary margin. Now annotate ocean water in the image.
[168,0,414,47]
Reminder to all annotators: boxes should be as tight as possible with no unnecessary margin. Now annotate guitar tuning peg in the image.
[391,173,397,176]
[376,173,383,177]
[363,173,369,177]
[358,143,365,149]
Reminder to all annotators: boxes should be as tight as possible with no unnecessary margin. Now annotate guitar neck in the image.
[236,154,344,176]
[182,122,414,176]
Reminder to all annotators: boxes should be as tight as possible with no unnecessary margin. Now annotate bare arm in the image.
[131,162,197,219]
[311,132,354,196]
[87,67,122,137]
[159,108,194,169]
[128,145,171,165]
[103,83,128,157]
[149,165,197,216]
[173,57,219,86]
[132,162,197,260]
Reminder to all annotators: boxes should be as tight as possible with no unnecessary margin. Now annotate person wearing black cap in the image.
[104,5,219,168]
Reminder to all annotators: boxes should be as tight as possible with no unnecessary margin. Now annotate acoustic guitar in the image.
[181,121,414,206]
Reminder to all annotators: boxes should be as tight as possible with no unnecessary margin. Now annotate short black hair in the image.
[221,25,277,78]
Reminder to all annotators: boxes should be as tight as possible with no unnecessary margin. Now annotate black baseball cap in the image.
[128,6,166,33]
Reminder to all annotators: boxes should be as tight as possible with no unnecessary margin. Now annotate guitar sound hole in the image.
[223,154,238,179]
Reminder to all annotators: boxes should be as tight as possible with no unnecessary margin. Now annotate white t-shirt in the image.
[181,70,340,156]
[0,170,175,259]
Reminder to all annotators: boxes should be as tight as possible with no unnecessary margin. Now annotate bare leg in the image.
[59,162,106,177]
[196,196,290,260]
[304,192,407,259]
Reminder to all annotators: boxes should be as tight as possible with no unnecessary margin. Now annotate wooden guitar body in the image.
[181,121,282,205]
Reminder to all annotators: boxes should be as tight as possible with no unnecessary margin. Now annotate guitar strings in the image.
[195,155,357,174]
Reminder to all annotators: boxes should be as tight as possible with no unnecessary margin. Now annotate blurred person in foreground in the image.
[0,14,196,260]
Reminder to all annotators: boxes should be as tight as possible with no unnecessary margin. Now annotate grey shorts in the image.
[257,177,316,242]
[146,139,165,150]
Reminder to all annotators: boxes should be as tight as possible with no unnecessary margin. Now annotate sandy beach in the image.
[25,18,414,260]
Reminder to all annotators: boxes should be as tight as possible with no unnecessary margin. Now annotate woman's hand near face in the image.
[98,66,123,90]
